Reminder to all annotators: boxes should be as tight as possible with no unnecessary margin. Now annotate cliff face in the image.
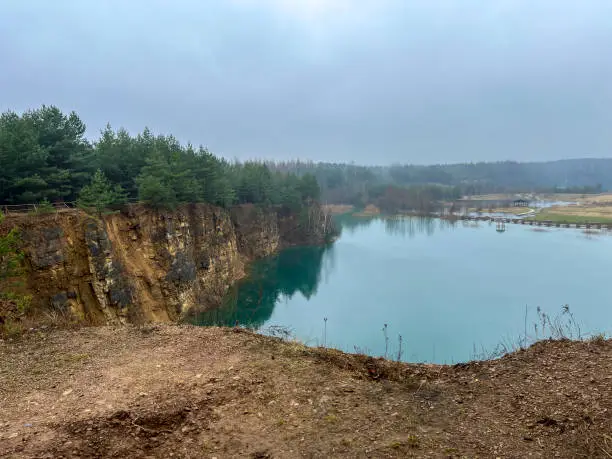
[1,203,332,325]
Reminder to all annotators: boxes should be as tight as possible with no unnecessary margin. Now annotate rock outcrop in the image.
[1,203,333,324]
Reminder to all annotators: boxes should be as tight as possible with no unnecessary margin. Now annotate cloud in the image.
[228,0,394,48]
[1,0,611,164]
[232,0,352,19]
[229,0,379,23]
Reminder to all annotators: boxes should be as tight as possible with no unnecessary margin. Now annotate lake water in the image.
[192,216,612,364]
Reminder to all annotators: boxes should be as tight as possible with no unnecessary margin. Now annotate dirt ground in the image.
[1,326,611,458]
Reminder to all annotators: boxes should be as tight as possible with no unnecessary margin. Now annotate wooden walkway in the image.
[448,215,612,230]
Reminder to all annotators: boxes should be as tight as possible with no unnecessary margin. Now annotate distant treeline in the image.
[269,162,462,212]
[269,159,611,208]
[0,106,319,213]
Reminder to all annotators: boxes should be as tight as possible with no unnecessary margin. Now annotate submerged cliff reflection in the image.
[192,244,335,328]
[192,216,464,329]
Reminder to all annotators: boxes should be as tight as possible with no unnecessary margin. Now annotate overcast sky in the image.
[1,0,612,164]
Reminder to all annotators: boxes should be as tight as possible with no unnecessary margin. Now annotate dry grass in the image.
[353,204,381,217]
[535,206,612,224]
[322,204,354,215]
[564,193,612,205]
[465,192,612,206]
[460,194,519,201]
[474,207,534,215]
[541,205,612,220]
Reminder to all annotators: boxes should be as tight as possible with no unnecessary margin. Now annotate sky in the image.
[1,0,612,165]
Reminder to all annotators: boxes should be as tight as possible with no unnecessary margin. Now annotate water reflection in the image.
[336,214,461,239]
[192,215,612,363]
[193,216,481,330]
[192,244,335,328]
[384,216,441,237]
[333,215,378,234]
[192,215,462,329]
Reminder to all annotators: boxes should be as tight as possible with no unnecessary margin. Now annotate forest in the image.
[268,159,610,208]
[0,106,320,213]
[2,105,610,215]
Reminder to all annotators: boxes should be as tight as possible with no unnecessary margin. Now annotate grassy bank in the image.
[322,204,354,215]
[352,204,381,217]
[533,212,612,224]
[473,207,534,215]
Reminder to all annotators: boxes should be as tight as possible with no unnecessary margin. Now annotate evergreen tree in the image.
[236,162,274,204]
[276,173,303,210]
[298,173,320,202]
[0,111,48,203]
[172,144,203,203]
[93,125,147,199]
[77,169,127,214]
[0,105,324,210]
[0,106,92,204]
[0,211,21,281]
[188,148,236,207]
[23,105,93,201]
[135,153,178,209]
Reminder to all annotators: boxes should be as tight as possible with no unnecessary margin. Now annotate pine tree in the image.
[77,169,127,215]
[136,174,177,209]
[298,173,320,202]
[276,173,302,210]
[0,211,21,281]
[135,152,178,209]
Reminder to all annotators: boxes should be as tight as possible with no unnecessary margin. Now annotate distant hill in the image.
[268,158,612,204]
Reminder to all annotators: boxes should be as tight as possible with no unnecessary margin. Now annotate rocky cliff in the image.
[0,203,333,326]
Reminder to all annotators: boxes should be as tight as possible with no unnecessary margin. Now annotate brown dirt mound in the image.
[0,326,610,458]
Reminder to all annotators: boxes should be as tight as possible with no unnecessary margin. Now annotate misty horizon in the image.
[2,1,612,165]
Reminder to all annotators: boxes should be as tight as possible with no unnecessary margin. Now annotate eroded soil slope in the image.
[1,326,610,458]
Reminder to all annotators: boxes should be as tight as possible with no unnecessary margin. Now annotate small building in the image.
[513,199,529,207]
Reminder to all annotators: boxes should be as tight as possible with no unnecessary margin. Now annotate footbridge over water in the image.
[450,215,612,230]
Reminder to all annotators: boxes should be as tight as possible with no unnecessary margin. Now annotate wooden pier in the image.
[446,215,612,230]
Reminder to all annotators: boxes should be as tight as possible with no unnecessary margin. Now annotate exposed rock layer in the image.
[1,203,331,324]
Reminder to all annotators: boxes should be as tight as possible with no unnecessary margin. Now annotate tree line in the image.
[4,105,608,215]
[0,106,320,212]
[268,158,611,208]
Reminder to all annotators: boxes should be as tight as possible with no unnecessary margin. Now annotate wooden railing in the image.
[1,198,141,215]
[1,201,77,215]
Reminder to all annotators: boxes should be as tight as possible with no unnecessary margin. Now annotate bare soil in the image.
[1,326,611,458]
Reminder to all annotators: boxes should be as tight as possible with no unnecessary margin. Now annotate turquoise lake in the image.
[193,216,612,364]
